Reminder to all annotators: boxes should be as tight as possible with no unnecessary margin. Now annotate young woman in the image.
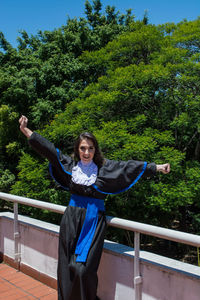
[19,115,170,300]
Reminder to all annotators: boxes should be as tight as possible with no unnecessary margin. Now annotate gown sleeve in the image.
[28,132,74,189]
[28,132,156,194]
[92,159,156,194]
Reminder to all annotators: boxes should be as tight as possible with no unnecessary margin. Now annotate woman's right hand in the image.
[19,115,28,130]
[19,115,33,138]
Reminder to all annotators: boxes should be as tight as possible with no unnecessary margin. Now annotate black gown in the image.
[28,132,156,300]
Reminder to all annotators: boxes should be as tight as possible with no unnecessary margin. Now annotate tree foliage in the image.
[1,2,200,249]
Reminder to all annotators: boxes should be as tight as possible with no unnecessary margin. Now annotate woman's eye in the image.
[80,146,94,152]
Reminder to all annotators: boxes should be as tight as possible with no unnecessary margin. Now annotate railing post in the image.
[134,232,142,300]
[14,202,20,268]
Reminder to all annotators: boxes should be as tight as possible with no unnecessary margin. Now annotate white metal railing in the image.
[1,192,200,300]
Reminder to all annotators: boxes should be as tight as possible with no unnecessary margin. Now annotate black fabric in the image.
[58,206,106,300]
[29,132,74,189]
[28,132,156,195]
[96,159,155,193]
[28,132,157,300]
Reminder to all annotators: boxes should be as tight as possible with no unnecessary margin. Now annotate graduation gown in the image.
[28,132,156,300]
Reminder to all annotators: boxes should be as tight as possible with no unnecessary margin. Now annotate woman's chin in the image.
[81,158,91,164]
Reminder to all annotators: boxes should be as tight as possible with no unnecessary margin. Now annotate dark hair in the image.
[74,132,104,168]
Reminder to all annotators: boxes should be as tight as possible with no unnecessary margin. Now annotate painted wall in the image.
[1,212,200,300]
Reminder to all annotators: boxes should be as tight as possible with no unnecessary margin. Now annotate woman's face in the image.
[78,138,95,164]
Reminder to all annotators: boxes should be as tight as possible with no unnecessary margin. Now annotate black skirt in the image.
[57,206,106,300]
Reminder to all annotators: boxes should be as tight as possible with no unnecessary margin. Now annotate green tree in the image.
[2,2,200,258]
[1,0,136,198]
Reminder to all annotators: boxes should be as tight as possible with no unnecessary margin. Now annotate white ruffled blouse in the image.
[72,160,98,186]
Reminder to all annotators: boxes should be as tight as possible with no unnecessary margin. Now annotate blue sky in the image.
[1,0,200,48]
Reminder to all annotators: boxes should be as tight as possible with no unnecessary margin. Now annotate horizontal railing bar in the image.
[1,192,200,248]
[106,216,200,248]
[0,192,66,214]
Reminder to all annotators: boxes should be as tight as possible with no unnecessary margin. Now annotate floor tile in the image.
[0,263,57,300]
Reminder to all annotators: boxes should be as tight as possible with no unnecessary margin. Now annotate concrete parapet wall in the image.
[98,241,200,300]
[0,212,200,299]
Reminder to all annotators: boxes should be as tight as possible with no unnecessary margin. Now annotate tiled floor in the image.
[0,263,57,299]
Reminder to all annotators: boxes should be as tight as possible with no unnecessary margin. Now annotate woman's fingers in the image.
[162,163,170,174]
[156,163,170,174]
[19,115,28,127]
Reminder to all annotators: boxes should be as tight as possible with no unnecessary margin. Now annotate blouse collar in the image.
[72,160,98,186]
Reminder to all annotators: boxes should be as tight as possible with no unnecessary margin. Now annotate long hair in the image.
[74,132,104,168]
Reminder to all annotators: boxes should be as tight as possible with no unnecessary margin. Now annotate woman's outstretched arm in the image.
[19,115,72,172]
[19,115,57,162]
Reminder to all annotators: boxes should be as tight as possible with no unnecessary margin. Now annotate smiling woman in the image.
[79,139,95,162]
[73,132,104,167]
[19,115,170,300]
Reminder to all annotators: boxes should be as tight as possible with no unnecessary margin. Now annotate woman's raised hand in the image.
[19,115,28,130]
[19,115,33,138]
[156,163,170,174]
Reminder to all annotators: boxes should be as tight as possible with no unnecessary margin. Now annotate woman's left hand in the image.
[156,163,170,174]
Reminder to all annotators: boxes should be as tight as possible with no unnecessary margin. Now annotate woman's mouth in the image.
[83,156,90,160]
